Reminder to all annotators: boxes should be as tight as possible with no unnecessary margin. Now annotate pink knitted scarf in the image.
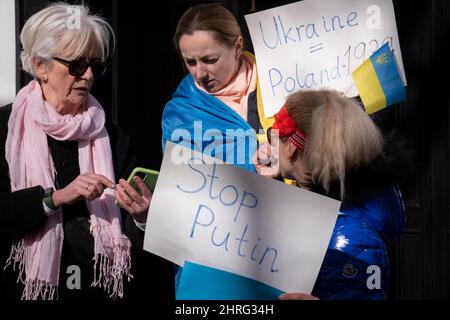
[5,80,131,300]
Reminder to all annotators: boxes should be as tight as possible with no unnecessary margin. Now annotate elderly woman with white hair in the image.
[0,3,173,301]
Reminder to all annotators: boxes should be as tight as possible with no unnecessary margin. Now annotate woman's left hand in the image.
[115,176,152,223]
[279,292,319,300]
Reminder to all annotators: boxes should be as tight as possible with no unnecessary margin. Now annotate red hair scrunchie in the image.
[272,104,307,151]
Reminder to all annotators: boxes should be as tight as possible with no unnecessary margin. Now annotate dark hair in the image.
[173,3,242,51]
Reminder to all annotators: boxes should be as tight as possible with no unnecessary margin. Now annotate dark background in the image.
[13,0,450,299]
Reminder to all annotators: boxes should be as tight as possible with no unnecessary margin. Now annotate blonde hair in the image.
[286,90,383,199]
[173,3,242,50]
[20,2,114,77]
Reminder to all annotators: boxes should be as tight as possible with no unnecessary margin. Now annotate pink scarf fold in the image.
[5,80,131,300]
[195,53,257,121]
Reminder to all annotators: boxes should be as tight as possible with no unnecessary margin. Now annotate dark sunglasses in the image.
[52,57,106,77]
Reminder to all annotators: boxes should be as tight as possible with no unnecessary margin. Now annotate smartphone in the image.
[127,167,159,194]
[115,167,159,208]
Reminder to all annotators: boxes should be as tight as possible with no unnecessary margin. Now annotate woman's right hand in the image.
[52,173,115,207]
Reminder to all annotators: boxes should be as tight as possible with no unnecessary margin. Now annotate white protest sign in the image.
[144,142,340,293]
[245,0,406,117]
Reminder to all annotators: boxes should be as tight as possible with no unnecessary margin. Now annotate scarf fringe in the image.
[21,279,57,300]
[5,239,26,284]
[91,238,132,299]
[5,240,57,300]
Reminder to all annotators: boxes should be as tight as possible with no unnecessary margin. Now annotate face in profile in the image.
[179,30,242,93]
[275,137,310,185]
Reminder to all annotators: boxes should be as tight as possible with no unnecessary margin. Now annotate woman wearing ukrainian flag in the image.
[161,3,273,172]
[161,2,281,297]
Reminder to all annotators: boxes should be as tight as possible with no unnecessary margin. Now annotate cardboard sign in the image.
[245,0,406,117]
[144,142,340,293]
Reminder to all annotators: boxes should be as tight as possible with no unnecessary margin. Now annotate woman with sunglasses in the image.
[258,90,413,299]
[0,3,173,301]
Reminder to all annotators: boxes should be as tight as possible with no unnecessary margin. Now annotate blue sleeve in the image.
[360,185,406,243]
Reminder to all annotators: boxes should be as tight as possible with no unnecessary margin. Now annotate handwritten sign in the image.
[245,0,406,117]
[144,142,340,293]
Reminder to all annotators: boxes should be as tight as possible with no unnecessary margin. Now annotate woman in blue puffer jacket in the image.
[255,89,412,300]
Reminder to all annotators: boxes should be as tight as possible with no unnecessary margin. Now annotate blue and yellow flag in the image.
[352,43,406,114]
[176,261,284,300]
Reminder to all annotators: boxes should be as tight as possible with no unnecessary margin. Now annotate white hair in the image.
[20,2,114,77]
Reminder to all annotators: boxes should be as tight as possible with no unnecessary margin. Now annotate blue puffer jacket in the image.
[312,184,406,299]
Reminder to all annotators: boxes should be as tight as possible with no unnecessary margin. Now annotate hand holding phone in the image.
[115,168,159,219]
[127,167,159,194]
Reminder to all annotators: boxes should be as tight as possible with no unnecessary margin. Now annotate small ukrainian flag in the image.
[352,43,406,114]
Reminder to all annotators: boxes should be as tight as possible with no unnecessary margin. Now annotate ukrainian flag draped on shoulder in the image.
[162,74,257,172]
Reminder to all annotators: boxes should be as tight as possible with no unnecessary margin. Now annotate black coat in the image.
[0,104,174,302]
